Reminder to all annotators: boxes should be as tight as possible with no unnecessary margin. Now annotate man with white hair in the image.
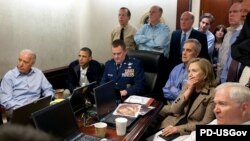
[0,49,54,114]
[174,82,250,141]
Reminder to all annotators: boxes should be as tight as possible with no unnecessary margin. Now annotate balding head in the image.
[17,49,36,74]
[20,49,36,64]
[180,11,195,32]
[149,5,163,26]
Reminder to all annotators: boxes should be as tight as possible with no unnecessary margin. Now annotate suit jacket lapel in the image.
[177,30,182,42]
[74,65,81,79]
[187,87,210,117]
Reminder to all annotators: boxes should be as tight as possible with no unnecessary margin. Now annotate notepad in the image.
[124,95,154,106]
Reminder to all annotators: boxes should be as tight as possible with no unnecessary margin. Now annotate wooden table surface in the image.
[77,100,163,141]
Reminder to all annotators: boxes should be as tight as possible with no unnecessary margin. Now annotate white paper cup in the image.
[55,89,64,99]
[115,117,127,136]
[94,122,107,138]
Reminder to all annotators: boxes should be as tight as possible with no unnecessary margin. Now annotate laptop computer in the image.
[93,81,138,128]
[10,95,52,125]
[32,99,109,141]
[68,81,96,114]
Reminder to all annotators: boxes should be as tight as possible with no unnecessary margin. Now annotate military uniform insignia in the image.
[122,68,134,77]
[128,62,133,69]
[108,74,113,77]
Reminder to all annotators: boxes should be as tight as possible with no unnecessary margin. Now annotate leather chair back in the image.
[128,50,164,94]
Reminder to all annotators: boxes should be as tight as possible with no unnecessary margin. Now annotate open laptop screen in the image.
[94,81,117,120]
[10,95,52,125]
[69,81,96,113]
[32,99,79,140]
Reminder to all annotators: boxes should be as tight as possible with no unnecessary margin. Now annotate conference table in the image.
[77,100,163,141]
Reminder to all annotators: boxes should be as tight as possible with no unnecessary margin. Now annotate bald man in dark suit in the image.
[169,11,209,70]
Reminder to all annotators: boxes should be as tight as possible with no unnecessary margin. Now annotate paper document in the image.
[113,103,141,118]
[124,95,154,106]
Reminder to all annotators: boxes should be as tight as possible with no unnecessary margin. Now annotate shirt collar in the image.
[199,86,211,95]
[148,22,161,28]
[121,24,130,30]
[181,63,186,69]
[113,55,129,66]
[228,24,243,32]
[182,28,192,37]
[13,67,35,77]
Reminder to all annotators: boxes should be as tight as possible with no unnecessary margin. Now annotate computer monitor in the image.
[10,95,52,125]
[32,99,81,140]
[69,81,96,114]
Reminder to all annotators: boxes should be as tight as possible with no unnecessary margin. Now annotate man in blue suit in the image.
[101,39,145,99]
[169,11,210,70]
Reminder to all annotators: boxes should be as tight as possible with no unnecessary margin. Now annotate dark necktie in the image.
[116,64,121,74]
[180,32,186,54]
[245,77,250,88]
[227,59,238,82]
[120,28,124,40]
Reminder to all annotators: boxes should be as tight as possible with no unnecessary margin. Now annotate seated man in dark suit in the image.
[168,11,210,71]
[67,47,103,93]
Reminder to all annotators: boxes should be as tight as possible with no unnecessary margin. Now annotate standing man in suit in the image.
[219,2,243,83]
[67,47,103,93]
[196,13,215,58]
[231,0,250,67]
[101,39,144,99]
[111,7,137,50]
[168,11,209,70]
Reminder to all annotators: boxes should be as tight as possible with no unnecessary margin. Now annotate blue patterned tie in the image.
[180,32,186,54]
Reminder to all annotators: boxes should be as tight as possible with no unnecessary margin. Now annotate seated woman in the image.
[159,58,217,138]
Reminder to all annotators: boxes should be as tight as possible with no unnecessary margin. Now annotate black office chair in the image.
[127,50,166,101]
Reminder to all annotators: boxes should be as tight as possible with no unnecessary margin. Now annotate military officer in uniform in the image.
[101,39,145,100]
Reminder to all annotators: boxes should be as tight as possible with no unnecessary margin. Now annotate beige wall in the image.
[0,0,179,77]
[192,0,201,28]
[0,0,81,77]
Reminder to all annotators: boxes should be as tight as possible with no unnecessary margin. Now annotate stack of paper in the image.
[124,95,154,106]
[124,95,155,116]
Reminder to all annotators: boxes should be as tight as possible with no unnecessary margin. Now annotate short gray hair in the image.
[216,82,250,113]
[20,49,36,64]
[184,39,201,54]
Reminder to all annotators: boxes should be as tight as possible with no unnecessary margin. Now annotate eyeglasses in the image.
[245,82,250,89]
[245,77,250,88]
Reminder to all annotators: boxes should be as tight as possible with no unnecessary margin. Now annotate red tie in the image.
[227,59,238,82]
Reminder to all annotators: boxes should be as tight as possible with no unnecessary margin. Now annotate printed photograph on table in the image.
[113,103,141,118]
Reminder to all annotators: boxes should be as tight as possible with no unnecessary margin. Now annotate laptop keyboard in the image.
[104,114,134,127]
[104,115,117,124]
[75,134,101,141]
